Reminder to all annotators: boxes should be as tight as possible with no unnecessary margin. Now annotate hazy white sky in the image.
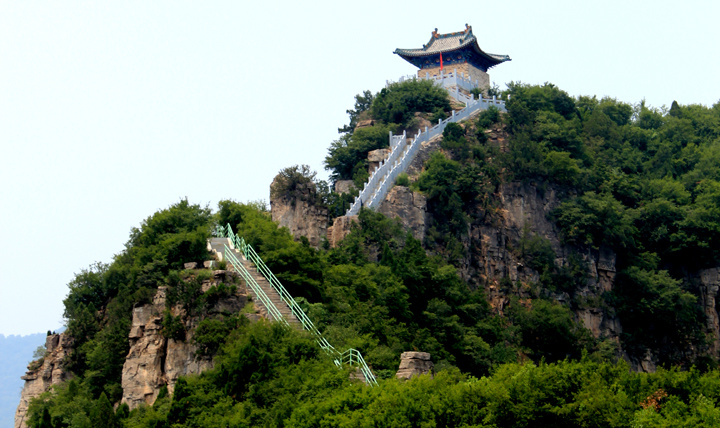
[1,0,718,335]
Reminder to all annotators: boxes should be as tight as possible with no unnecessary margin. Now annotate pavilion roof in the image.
[394,25,510,69]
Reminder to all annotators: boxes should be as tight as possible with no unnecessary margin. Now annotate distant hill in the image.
[0,333,46,428]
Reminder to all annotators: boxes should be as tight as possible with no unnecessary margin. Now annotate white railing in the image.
[345,85,505,216]
[387,69,481,93]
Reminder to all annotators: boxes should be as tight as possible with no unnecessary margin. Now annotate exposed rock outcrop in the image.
[465,181,622,342]
[335,180,355,195]
[327,215,358,248]
[355,119,375,130]
[121,270,248,410]
[700,268,720,358]
[378,186,428,242]
[375,123,624,351]
[270,177,328,249]
[405,112,433,138]
[15,334,73,428]
[396,352,434,379]
[368,148,391,175]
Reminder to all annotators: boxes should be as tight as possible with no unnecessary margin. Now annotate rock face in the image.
[355,119,375,130]
[465,181,622,341]
[396,352,434,379]
[378,186,428,241]
[368,148,391,174]
[15,334,73,428]
[270,177,328,249]
[335,180,355,195]
[405,112,433,138]
[327,215,358,248]
[374,124,624,355]
[700,268,720,358]
[121,270,248,410]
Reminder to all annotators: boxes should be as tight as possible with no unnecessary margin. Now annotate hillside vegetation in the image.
[25,81,720,427]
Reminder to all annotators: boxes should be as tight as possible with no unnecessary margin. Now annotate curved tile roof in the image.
[394,25,510,68]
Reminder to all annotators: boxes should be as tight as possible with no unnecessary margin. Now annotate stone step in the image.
[214,243,300,325]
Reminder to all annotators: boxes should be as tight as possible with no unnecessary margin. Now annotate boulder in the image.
[335,180,355,195]
[396,352,434,379]
[368,148,391,174]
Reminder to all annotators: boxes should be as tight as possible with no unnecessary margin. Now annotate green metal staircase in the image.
[212,224,378,386]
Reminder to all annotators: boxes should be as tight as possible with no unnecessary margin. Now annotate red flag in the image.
[439,52,443,70]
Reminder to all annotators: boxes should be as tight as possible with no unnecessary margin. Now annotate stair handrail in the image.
[340,349,375,385]
[214,225,334,350]
[213,224,378,386]
[222,245,288,326]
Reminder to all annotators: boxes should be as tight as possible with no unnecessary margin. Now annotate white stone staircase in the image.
[346,75,506,216]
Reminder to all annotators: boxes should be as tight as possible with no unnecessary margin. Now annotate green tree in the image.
[325,123,393,182]
[370,79,450,128]
[553,191,637,248]
[338,90,375,134]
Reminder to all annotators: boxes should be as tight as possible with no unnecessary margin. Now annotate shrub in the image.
[543,151,582,184]
[194,316,247,356]
[395,173,410,187]
[517,229,556,274]
[508,298,593,362]
[371,79,451,128]
[325,124,393,182]
[27,358,44,371]
[442,122,465,141]
[429,107,448,124]
[203,282,237,307]
[166,271,204,315]
[270,164,321,204]
[553,191,637,248]
[162,311,185,341]
[477,106,501,129]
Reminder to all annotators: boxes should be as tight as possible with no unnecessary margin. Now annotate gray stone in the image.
[396,351,434,379]
[378,186,428,242]
[335,180,355,195]
[700,268,720,358]
[327,215,358,248]
[368,148,391,174]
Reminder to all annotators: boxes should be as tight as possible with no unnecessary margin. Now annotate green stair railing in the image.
[213,224,378,386]
[222,244,288,326]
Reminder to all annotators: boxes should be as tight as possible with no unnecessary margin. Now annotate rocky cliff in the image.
[700,268,720,359]
[14,267,255,424]
[121,269,248,410]
[14,334,73,428]
[467,181,622,343]
[270,177,328,249]
[376,123,626,359]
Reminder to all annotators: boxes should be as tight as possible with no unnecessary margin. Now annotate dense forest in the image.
[25,80,720,427]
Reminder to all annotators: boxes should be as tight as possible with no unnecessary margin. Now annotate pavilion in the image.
[394,24,510,90]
